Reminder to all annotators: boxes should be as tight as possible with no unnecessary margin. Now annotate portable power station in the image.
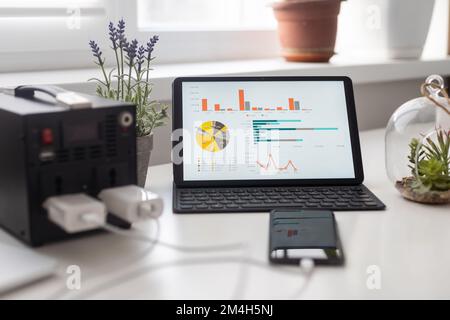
[0,86,137,246]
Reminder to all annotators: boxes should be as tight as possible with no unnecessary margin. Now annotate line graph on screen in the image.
[256,154,298,172]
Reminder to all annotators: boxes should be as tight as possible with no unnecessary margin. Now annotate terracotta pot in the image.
[272,0,342,62]
[136,133,153,188]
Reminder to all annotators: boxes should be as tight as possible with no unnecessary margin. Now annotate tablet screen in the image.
[180,80,355,181]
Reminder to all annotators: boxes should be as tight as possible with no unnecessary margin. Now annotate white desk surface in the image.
[1,128,449,300]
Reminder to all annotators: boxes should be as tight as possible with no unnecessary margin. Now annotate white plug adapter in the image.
[43,193,106,233]
[98,185,164,223]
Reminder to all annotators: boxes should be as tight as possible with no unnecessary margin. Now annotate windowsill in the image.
[1,56,450,101]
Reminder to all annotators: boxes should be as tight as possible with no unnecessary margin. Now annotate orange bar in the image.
[252,107,258,111]
[289,98,294,111]
[277,107,283,110]
[264,108,269,110]
[214,104,220,111]
[202,99,208,111]
[239,89,245,111]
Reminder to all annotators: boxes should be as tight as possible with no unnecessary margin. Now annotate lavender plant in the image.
[89,20,168,137]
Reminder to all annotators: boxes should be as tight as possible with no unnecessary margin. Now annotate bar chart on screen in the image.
[253,119,338,143]
[198,88,305,113]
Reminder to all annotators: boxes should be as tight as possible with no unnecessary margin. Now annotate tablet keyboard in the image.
[173,184,385,213]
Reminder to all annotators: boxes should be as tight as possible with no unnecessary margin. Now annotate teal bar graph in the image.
[253,119,338,143]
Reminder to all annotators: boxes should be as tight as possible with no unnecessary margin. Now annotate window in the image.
[137,0,276,31]
[0,0,279,71]
[132,0,279,64]
[0,0,116,71]
[1,0,111,50]
[1,0,448,73]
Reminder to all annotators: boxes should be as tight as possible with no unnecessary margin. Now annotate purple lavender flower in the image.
[125,39,138,64]
[108,22,118,49]
[120,36,128,50]
[89,40,103,64]
[145,35,159,60]
[137,45,145,72]
[117,18,125,34]
[117,19,127,49]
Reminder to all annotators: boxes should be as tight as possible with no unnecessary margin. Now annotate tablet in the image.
[172,76,363,187]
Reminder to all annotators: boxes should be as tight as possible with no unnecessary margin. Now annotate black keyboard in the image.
[173,184,385,213]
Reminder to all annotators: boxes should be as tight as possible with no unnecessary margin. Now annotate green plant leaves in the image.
[408,129,450,192]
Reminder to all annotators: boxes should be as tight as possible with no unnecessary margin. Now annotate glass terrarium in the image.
[385,75,450,204]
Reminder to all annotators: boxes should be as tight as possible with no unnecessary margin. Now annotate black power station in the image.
[0,87,137,246]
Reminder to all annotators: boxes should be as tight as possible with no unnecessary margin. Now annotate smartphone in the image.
[269,209,344,266]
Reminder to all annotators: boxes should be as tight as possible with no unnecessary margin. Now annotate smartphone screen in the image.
[269,209,345,266]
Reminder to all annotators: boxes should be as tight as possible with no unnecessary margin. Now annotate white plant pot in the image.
[340,0,435,59]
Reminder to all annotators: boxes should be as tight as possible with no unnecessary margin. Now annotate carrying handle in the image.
[14,85,92,109]
[14,85,65,99]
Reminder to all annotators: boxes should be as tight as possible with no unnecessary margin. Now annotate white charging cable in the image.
[43,189,314,299]
[81,213,245,253]
[43,189,245,255]
[292,258,315,299]
[66,254,315,300]
[47,214,314,300]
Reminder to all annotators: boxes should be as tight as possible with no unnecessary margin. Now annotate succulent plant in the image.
[408,129,450,192]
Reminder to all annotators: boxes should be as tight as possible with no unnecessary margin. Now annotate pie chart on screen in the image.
[196,121,230,152]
